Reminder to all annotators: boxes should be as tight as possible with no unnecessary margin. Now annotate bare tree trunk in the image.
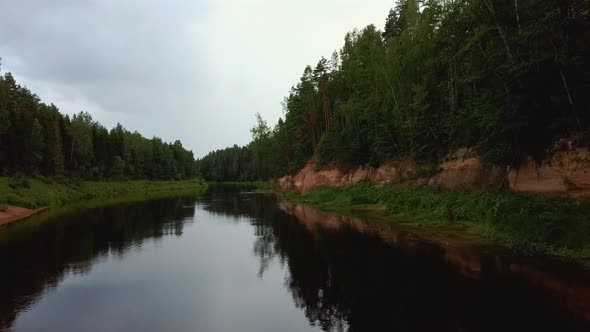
[482,0,514,61]
[514,0,521,33]
[478,39,511,94]
[319,78,331,132]
[560,69,573,105]
[70,138,75,163]
[306,101,317,150]
[448,62,456,112]
[382,67,399,110]
[560,69,582,128]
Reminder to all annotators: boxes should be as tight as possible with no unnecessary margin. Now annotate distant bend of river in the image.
[0,185,588,332]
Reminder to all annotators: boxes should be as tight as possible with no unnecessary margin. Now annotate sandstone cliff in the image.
[278,141,590,196]
[508,138,590,195]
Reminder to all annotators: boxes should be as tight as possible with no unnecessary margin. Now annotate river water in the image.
[0,185,588,331]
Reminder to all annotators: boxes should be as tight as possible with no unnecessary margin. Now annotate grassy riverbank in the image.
[0,177,207,209]
[281,185,590,264]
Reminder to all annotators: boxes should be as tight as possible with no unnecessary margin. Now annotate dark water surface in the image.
[0,185,588,332]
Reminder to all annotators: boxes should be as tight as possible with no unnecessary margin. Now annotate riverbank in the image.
[0,177,207,225]
[0,206,49,226]
[278,185,590,265]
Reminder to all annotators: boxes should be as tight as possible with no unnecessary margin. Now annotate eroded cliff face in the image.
[428,148,506,190]
[508,144,590,195]
[281,157,421,193]
[279,148,505,193]
[278,143,590,196]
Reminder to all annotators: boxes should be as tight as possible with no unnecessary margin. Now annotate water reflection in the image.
[0,186,588,332]
[204,185,590,332]
[0,197,197,330]
[274,200,590,331]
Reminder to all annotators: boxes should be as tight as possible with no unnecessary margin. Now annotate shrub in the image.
[296,185,590,259]
[9,177,31,190]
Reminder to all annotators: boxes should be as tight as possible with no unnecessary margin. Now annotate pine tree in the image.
[27,118,45,171]
[45,110,65,175]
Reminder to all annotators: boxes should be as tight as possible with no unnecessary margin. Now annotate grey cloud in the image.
[0,0,393,156]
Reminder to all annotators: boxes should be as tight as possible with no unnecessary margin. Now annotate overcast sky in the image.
[0,0,394,157]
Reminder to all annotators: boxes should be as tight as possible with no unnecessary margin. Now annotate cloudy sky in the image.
[0,0,394,157]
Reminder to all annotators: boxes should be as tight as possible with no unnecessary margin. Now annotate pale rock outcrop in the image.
[429,148,505,190]
[277,175,294,191]
[292,159,346,193]
[549,146,590,191]
[288,158,420,193]
[508,146,590,194]
[278,141,590,196]
[281,151,502,193]
[368,158,419,185]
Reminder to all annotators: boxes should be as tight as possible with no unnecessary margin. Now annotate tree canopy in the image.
[198,0,590,181]
[0,67,197,180]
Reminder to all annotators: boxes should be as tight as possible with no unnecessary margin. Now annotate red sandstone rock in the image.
[508,147,590,194]
[282,144,590,196]
[430,148,505,190]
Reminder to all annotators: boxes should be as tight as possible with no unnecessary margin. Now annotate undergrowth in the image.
[0,177,207,209]
[283,185,590,262]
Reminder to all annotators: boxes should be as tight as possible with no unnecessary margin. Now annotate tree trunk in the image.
[514,0,522,34]
[483,0,514,61]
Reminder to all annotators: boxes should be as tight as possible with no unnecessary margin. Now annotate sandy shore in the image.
[0,205,48,226]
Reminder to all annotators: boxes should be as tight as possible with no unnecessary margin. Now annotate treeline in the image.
[198,0,590,181]
[0,70,197,180]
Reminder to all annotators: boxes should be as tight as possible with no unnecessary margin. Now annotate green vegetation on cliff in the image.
[282,185,590,263]
[198,0,590,181]
[0,177,206,209]
[196,0,590,264]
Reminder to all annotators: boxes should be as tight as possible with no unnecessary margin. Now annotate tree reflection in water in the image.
[203,185,590,332]
[0,197,197,330]
[0,185,588,332]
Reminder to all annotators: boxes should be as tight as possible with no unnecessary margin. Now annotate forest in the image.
[198,0,590,182]
[0,70,197,180]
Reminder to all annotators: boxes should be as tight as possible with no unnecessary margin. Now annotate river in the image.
[0,185,588,331]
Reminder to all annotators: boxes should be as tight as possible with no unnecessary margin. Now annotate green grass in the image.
[0,176,207,209]
[282,185,590,263]
[0,186,209,243]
